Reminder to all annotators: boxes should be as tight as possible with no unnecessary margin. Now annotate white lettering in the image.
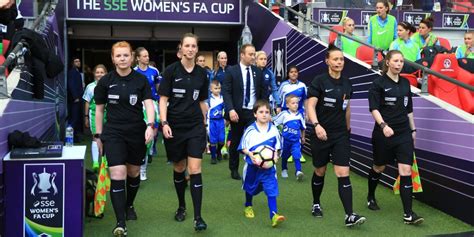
[211,3,234,14]
[81,0,100,10]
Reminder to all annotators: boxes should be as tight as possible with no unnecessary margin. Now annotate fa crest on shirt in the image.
[193,89,200,101]
[404,96,408,107]
[129,94,138,105]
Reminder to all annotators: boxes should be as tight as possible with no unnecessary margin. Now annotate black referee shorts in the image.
[102,123,147,167]
[311,131,351,168]
[164,124,206,163]
[371,129,413,166]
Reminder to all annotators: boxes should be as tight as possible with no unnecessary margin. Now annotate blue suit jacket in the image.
[222,64,267,119]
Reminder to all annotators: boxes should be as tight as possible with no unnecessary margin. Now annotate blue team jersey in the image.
[134,65,161,101]
[214,66,227,84]
[273,110,306,142]
[238,122,282,164]
[207,94,224,120]
[206,69,214,81]
[262,67,281,105]
[278,80,307,112]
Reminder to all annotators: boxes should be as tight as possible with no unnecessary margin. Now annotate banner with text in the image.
[313,8,472,29]
[68,0,242,24]
[24,164,64,237]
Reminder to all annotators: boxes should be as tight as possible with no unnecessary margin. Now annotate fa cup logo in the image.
[31,167,58,196]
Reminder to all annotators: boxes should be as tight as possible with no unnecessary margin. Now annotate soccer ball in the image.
[253,145,277,169]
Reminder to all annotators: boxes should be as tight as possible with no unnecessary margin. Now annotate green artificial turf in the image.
[82,137,472,237]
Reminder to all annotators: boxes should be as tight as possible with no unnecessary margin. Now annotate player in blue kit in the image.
[134,47,161,101]
[238,100,286,228]
[276,65,307,163]
[214,51,228,84]
[135,47,162,160]
[273,94,306,180]
[277,65,307,115]
[207,80,225,164]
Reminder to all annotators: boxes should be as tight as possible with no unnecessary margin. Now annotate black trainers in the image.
[175,207,186,222]
[126,206,137,220]
[311,204,323,217]
[345,213,366,227]
[112,223,127,236]
[147,154,153,164]
[367,198,380,210]
[403,212,424,225]
[194,217,207,231]
[211,158,217,164]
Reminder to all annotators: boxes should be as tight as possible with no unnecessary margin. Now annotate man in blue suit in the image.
[222,44,268,180]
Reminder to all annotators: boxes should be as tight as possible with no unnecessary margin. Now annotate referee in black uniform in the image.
[307,44,366,227]
[367,50,423,225]
[95,41,155,236]
[158,33,209,231]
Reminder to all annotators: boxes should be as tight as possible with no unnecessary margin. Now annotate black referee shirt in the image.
[158,61,209,128]
[308,72,353,134]
[94,70,151,124]
[368,74,413,134]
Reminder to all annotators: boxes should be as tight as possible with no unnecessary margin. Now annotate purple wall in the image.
[0,5,67,236]
[248,2,474,224]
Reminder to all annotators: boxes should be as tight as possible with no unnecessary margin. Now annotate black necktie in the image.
[245,67,251,107]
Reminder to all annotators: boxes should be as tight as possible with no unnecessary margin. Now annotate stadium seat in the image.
[437,37,451,51]
[2,39,10,55]
[328,25,343,44]
[356,45,383,65]
[428,54,464,110]
[456,68,474,113]
[401,71,419,87]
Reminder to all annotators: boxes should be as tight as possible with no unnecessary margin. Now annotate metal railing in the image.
[270,1,474,93]
[0,0,56,98]
[449,1,474,12]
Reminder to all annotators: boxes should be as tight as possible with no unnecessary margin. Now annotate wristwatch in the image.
[146,122,154,128]
[93,133,101,139]
[313,122,319,127]
[161,121,169,126]
[379,122,387,129]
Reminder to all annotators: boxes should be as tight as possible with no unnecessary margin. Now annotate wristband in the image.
[313,122,319,127]
[146,122,154,128]
[379,122,387,129]
[85,115,89,118]
[411,129,417,133]
[161,121,169,126]
[93,133,101,139]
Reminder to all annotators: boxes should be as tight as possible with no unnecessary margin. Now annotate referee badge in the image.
[404,96,408,107]
[129,94,138,105]
[193,90,200,100]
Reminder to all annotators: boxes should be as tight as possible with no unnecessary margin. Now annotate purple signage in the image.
[67,0,242,24]
[313,8,473,29]
[24,164,64,237]
[18,0,34,17]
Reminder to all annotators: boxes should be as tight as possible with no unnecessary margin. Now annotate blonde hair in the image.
[255,50,267,59]
[342,17,353,26]
[93,64,107,74]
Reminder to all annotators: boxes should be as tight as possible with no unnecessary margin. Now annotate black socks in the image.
[126,175,140,207]
[190,173,203,219]
[368,168,381,200]
[110,180,126,224]
[338,176,353,215]
[311,173,325,205]
[174,171,187,208]
[399,175,413,215]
